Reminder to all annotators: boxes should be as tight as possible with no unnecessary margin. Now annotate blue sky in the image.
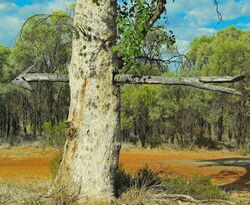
[0,0,250,51]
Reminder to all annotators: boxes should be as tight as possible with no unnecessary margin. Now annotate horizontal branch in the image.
[12,71,244,96]
[199,75,245,83]
[114,75,243,96]
[24,73,68,82]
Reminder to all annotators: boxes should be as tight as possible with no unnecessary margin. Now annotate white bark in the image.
[53,0,120,202]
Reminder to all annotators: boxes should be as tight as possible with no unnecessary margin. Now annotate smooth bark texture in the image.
[53,0,120,202]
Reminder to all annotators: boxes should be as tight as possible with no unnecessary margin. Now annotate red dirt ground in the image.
[120,150,250,187]
[0,147,249,190]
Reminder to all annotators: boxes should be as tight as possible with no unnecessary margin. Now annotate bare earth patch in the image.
[120,150,250,188]
[0,146,249,204]
[0,147,58,182]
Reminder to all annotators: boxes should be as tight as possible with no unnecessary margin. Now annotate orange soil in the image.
[0,147,58,182]
[120,150,249,186]
[0,147,249,188]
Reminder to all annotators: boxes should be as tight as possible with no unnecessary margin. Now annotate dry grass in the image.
[0,179,239,205]
[0,178,50,205]
[0,180,111,205]
[118,180,167,205]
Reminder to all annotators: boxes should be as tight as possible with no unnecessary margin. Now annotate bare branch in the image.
[24,73,68,82]
[114,74,243,96]
[11,67,244,96]
[18,13,73,42]
[200,75,245,83]
[214,0,223,21]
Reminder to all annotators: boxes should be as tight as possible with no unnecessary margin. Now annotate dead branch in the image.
[161,194,235,204]
[12,68,244,95]
[114,74,244,96]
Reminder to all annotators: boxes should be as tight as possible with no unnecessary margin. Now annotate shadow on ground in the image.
[196,157,250,192]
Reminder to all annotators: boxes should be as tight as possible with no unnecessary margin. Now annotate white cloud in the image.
[164,0,250,53]
[167,0,250,26]
[46,0,74,12]
[0,0,74,46]
[0,16,23,45]
[0,2,16,11]
[176,39,190,53]
[0,3,10,10]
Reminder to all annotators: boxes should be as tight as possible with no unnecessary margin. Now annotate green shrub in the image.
[43,121,66,147]
[163,175,228,200]
[49,153,62,180]
[114,166,132,197]
[194,137,218,149]
[134,165,161,189]
[147,135,163,148]
[114,165,161,197]
[237,142,250,156]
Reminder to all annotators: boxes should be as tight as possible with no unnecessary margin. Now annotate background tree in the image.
[0,10,72,144]
[121,27,249,149]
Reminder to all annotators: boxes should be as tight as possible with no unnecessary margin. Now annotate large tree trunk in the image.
[53,0,120,202]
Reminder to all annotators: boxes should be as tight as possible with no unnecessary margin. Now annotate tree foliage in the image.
[121,26,249,148]
[0,10,72,145]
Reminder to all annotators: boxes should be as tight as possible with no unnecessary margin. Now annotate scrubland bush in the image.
[115,165,161,197]
[147,135,163,148]
[43,121,66,147]
[49,153,62,180]
[114,166,132,197]
[236,142,250,156]
[163,176,228,200]
[194,137,219,149]
[115,165,228,202]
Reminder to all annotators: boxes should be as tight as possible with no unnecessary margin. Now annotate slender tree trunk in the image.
[53,0,120,202]
[216,109,224,142]
[6,105,10,141]
[32,91,37,138]
[22,95,28,139]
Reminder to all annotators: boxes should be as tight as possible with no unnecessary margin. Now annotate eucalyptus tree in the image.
[51,0,182,202]
[187,26,250,146]
[11,10,72,135]
[48,0,244,203]
[0,45,11,82]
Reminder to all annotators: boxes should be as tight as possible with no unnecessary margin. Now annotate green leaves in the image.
[115,0,174,75]
[0,45,11,82]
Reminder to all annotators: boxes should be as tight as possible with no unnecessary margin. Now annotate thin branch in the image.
[214,0,223,21]
[18,14,73,42]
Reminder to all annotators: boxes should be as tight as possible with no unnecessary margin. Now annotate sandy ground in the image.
[0,147,249,192]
